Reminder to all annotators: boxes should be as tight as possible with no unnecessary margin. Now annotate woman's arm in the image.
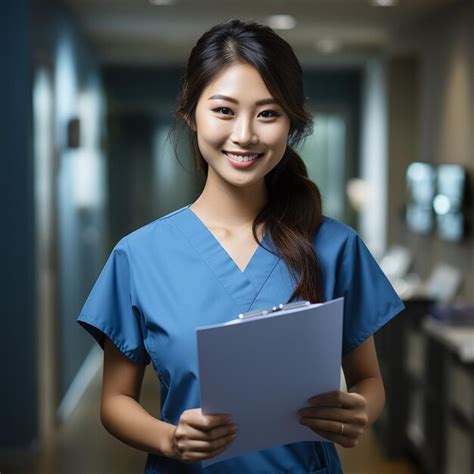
[100,336,175,457]
[342,335,385,425]
[298,336,384,447]
[100,337,237,462]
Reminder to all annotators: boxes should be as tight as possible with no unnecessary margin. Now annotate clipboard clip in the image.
[238,300,311,319]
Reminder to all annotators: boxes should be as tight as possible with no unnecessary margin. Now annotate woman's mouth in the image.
[223,151,264,163]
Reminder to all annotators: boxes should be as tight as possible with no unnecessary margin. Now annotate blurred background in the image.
[1,0,473,473]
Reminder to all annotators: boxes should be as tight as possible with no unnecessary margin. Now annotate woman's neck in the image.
[190,173,267,229]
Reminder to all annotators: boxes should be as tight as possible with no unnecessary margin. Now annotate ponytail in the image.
[256,146,324,303]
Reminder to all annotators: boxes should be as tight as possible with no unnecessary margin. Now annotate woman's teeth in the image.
[224,152,262,162]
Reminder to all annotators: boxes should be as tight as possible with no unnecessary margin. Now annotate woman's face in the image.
[192,62,291,188]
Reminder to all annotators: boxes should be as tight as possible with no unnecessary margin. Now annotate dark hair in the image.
[170,18,324,303]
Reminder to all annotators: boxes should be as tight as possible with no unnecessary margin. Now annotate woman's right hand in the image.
[167,408,238,463]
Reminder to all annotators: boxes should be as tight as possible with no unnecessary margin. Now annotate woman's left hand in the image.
[297,390,369,448]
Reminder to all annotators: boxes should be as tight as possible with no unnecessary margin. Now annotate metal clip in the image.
[238,300,311,319]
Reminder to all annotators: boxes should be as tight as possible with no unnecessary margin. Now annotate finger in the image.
[184,423,238,442]
[179,433,237,462]
[175,424,238,442]
[299,417,361,438]
[185,410,233,431]
[307,391,366,409]
[298,406,347,422]
[298,407,368,428]
[207,423,239,441]
[183,431,238,453]
[207,432,238,458]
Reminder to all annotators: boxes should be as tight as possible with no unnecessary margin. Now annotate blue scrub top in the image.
[77,203,405,474]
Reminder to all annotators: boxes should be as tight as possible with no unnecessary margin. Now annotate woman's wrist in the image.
[348,376,385,426]
[159,422,178,459]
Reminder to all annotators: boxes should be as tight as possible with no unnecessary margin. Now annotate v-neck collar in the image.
[171,204,281,312]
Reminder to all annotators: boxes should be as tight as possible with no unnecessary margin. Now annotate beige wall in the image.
[387,0,474,299]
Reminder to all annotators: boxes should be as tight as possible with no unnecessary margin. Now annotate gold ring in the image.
[340,422,344,435]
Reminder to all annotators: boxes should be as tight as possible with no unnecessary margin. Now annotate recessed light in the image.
[315,38,341,54]
[148,0,175,5]
[370,0,398,6]
[267,15,297,30]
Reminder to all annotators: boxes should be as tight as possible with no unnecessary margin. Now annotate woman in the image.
[77,18,405,473]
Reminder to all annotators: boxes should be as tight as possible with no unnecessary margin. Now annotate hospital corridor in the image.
[2,1,474,473]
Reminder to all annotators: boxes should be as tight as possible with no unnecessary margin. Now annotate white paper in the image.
[196,297,344,467]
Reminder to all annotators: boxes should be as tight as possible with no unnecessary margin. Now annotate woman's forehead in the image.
[201,63,274,102]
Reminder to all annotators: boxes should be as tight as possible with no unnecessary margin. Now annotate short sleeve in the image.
[336,231,405,357]
[77,237,151,365]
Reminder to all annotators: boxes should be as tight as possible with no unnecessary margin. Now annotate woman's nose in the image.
[230,117,257,145]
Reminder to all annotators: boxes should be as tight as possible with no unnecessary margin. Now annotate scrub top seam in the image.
[123,236,157,367]
[247,253,282,309]
[77,315,150,365]
[156,205,190,222]
[169,219,251,311]
[119,206,189,242]
[123,237,138,307]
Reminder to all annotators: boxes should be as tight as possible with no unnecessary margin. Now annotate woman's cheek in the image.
[197,125,219,144]
[203,122,228,143]
[260,123,289,145]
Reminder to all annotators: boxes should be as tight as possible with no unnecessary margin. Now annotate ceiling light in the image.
[370,0,398,6]
[267,15,297,30]
[148,0,175,5]
[315,38,341,54]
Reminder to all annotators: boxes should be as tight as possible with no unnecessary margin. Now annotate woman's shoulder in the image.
[311,215,366,271]
[113,204,190,252]
[315,215,358,248]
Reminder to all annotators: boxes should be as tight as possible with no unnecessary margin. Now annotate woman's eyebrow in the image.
[207,94,278,106]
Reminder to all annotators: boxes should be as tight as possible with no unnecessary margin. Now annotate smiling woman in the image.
[191,62,291,179]
[172,19,324,305]
[77,17,405,474]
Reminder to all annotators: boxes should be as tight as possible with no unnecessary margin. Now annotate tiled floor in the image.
[12,365,419,474]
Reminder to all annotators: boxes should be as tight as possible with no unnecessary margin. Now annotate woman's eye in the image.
[213,107,233,116]
[212,107,281,119]
[259,110,281,119]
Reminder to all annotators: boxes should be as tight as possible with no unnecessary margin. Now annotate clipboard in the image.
[196,297,344,467]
